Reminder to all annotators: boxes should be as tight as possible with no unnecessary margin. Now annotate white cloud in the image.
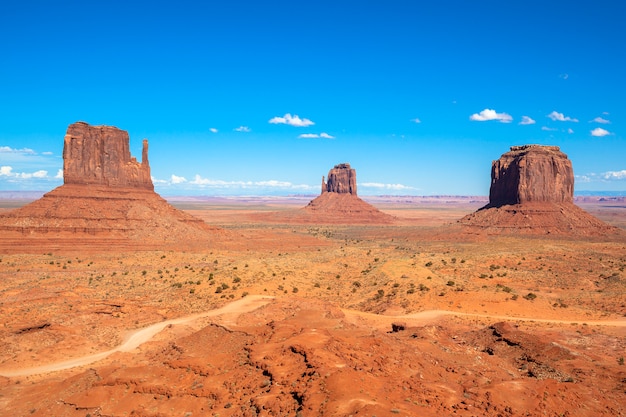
[575,174,592,183]
[577,170,626,182]
[559,73,569,80]
[298,132,335,139]
[547,111,578,122]
[0,146,35,154]
[234,126,251,132]
[0,145,60,171]
[14,170,48,179]
[519,116,536,125]
[469,108,513,123]
[602,170,626,180]
[567,128,574,134]
[411,118,421,124]
[185,174,314,190]
[209,128,218,133]
[255,180,294,188]
[591,117,610,124]
[269,113,314,127]
[55,169,63,179]
[151,176,169,185]
[0,166,49,179]
[591,127,611,137]
[541,126,557,131]
[360,182,416,191]
[170,174,187,184]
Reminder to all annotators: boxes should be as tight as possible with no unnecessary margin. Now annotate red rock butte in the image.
[322,162,357,195]
[0,122,221,252]
[63,122,153,190]
[488,145,574,207]
[303,163,394,224]
[458,145,620,235]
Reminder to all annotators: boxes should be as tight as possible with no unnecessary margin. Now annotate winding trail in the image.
[1,295,624,378]
[0,295,274,378]
[342,308,626,329]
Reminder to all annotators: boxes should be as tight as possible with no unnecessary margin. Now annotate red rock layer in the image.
[0,184,224,252]
[63,121,153,190]
[299,193,395,224]
[0,122,223,251]
[489,145,573,207]
[322,163,357,195]
[457,202,621,236]
[459,145,621,236]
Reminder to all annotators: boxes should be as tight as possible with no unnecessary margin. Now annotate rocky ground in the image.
[0,199,624,416]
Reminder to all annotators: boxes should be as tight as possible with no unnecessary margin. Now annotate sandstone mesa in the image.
[0,122,220,252]
[458,144,620,235]
[304,163,395,224]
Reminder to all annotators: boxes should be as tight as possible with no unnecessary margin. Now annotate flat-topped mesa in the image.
[322,163,357,195]
[488,144,573,207]
[457,143,621,236]
[63,122,153,190]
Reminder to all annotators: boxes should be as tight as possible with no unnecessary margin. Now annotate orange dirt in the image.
[0,197,625,416]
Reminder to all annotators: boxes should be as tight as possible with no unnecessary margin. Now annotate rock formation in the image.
[63,122,153,190]
[322,163,357,195]
[488,145,573,207]
[0,122,221,251]
[458,145,619,235]
[303,163,394,224]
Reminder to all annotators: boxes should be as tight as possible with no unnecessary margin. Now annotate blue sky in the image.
[1,1,625,196]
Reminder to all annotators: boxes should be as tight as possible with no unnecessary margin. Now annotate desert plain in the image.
[0,196,625,416]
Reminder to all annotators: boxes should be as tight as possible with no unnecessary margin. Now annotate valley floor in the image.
[0,198,624,416]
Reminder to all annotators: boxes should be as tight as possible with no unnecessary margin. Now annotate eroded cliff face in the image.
[489,145,573,207]
[302,163,394,224]
[322,163,357,195]
[63,122,153,190]
[0,121,221,249]
[458,144,619,236]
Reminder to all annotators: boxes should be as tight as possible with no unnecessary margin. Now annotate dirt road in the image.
[1,296,624,378]
[342,308,626,330]
[0,295,274,378]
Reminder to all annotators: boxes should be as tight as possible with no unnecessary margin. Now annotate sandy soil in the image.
[0,197,624,416]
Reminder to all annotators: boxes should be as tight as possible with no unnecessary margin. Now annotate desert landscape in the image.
[0,124,625,416]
